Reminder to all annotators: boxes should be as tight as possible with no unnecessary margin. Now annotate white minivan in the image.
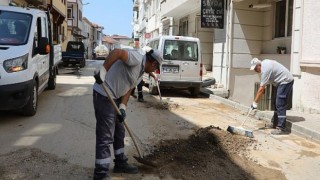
[145,35,203,96]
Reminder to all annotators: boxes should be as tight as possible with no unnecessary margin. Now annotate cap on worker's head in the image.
[142,46,152,53]
[250,58,261,70]
[150,49,163,64]
[144,46,163,64]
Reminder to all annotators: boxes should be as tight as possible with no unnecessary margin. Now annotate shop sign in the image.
[201,0,224,29]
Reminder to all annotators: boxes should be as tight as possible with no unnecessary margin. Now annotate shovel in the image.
[156,79,162,102]
[94,67,156,167]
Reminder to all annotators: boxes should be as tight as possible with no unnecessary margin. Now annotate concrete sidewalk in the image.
[201,71,320,144]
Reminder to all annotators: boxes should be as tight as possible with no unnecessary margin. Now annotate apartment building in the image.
[133,0,320,113]
[66,0,84,43]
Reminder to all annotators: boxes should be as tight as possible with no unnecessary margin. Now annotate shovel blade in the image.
[133,156,157,167]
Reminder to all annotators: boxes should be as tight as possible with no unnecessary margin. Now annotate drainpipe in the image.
[226,0,235,95]
[169,17,173,35]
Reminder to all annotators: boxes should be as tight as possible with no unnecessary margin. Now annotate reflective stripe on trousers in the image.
[93,90,126,175]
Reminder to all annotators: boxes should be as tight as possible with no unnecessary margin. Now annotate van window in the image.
[151,40,159,50]
[0,11,32,45]
[164,40,198,61]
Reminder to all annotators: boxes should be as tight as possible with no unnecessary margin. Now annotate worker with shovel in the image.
[92,47,163,180]
[250,58,294,135]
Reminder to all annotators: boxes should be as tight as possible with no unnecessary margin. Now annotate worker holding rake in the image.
[250,58,294,135]
[92,47,162,180]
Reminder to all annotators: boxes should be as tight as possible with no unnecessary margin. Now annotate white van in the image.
[145,35,203,96]
[94,44,109,60]
[0,6,61,116]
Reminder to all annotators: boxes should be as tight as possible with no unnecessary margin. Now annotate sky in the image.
[83,0,133,37]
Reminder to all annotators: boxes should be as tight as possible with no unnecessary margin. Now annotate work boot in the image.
[271,127,289,135]
[93,173,110,180]
[113,159,138,174]
[265,122,277,129]
[138,96,144,102]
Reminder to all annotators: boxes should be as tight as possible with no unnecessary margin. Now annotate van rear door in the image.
[162,38,200,81]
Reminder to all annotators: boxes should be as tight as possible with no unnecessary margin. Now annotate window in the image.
[67,8,72,19]
[275,0,293,38]
[79,10,82,21]
[164,40,198,61]
[179,17,188,36]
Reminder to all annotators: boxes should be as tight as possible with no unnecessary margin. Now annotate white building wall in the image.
[217,0,320,113]
[214,0,295,107]
[213,0,265,98]
[0,1,8,5]
[228,2,265,105]
[292,0,320,113]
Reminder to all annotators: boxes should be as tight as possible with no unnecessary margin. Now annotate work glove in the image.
[118,103,126,123]
[93,66,107,85]
[251,101,258,110]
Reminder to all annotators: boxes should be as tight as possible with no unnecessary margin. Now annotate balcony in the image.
[133,0,139,11]
[161,0,198,18]
[25,0,46,6]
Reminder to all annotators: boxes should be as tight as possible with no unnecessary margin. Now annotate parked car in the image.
[94,44,109,60]
[62,41,86,67]
[144,35,203,96]
[0,5,62,116]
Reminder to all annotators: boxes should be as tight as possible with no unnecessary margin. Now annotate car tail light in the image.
[200,63,203,80]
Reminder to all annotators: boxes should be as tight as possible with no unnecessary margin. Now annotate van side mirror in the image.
[38,37,50,55]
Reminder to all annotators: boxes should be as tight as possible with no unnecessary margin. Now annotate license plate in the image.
[162,66,179,73]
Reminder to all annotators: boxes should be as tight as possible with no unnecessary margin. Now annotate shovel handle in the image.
[156,80,162,101]
[99,83,143,158]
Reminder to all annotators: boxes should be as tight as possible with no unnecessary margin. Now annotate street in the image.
[0,60,319,180]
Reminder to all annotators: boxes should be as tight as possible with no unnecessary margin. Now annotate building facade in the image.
[82,17,93,59]
[66,0,85,44]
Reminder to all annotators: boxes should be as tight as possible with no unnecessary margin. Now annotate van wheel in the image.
[63,62,68,67]
[189,87,200,97]
[80,59,86,68]
[148,77,159,95]
[47,67,57,90]
[21,80,38,116]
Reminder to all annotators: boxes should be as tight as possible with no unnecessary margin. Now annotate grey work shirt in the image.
[260,59,293,87]
[93,49,145,99]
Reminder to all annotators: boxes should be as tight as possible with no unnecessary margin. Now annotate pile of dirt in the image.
[143,125,260,179]
[145,101,179,110]
[0,148,92,180]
